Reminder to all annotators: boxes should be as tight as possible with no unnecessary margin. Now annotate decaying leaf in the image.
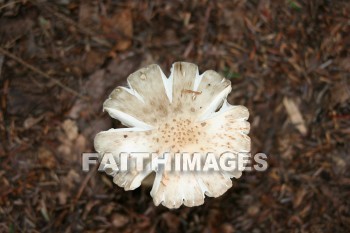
[283,97,307,136]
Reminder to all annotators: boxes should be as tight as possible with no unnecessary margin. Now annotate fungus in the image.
[94,62,250,208]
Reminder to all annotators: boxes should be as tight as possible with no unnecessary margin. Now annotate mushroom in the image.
[94,62,250,208]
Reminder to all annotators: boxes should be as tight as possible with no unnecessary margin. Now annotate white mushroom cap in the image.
[94,62,250,209]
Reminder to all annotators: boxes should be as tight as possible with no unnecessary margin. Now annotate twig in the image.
[0,0,22,11]
[0,54,6,154]
[74,163,98,203]
[0,54,4,78]
[0,47,87,99]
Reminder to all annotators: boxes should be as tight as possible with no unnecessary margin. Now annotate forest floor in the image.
[0,0,349,232]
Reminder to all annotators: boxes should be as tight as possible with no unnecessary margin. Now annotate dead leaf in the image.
[283,97,307,135]
[82,50,105,73]
[0,17,34,46]
[78,2,99,28]
[68,69,106,119]
[38,147,56,168]
[339,57,350,72]
[23,115,45,129]
[57,191,67,205]
[330,82,350,106]
[293,188,307,208]
[68,56,141,122]
[64,169,81,189]
[75,134,86,153]
[62,119,78,141]
[101,9,133,51]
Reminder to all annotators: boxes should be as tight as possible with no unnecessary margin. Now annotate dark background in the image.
[0,0,349,232]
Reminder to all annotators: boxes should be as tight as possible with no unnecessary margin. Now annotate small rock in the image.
[111,213,129,228]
